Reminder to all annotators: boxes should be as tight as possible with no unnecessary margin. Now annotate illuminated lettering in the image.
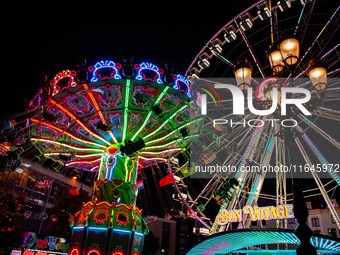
[243,206,256,220]
[269,207,277,218]
[276,206,285,218]
[216,204,294,225]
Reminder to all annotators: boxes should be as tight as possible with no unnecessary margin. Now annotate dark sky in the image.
[3,1,256,118]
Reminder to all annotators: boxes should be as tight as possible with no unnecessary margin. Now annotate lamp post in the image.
[234,30,329,255]
[308,59,328,96]
[279,33,300,68]
[267,44,285,74]
[234,58,253,92]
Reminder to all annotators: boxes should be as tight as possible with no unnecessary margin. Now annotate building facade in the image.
[147,217,177,255]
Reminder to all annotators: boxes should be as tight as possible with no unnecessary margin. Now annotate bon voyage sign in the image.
[216,204,294,225]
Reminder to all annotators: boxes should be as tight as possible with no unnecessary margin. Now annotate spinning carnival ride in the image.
[27,59,199,255]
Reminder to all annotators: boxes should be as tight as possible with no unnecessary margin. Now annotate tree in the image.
[44,190,91,238]
[142,231,160,255]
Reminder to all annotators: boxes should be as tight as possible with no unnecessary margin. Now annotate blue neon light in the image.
[114,229,132,235]
[104,151,121,180]
[73,226,85,230]
[90,60,122,82]
[89,226,107,231]
[135,62,163,84]
[173,74,191,97]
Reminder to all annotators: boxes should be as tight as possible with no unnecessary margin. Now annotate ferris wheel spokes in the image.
[295,137,340,230]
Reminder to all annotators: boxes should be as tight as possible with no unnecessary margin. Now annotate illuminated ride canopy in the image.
[29,59,198,255]
[184,229,340,255]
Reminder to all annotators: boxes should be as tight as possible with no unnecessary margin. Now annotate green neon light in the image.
[144,105,188,140]
[145,135,197,150]
[122,79,130,142]
[145,119,199,145]
[155,86,169,105]
[132,111,152,142]
[132,86,170,142]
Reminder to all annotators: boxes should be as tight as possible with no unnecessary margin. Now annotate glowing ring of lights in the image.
[86,248,101,255]
[184,229,340,254]
[111,249,124,255]
[70,248,80,255]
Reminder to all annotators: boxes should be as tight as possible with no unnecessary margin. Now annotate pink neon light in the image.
[202,242,231,255]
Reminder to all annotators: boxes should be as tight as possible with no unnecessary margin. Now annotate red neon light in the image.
[86,248,101,255]
[49,99,109,144]
[94,206,109,224]
[116,210,129,226]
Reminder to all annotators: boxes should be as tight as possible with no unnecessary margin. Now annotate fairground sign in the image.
[216,204,294,225]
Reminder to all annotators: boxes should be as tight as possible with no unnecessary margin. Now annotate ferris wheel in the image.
[170,0,340,235]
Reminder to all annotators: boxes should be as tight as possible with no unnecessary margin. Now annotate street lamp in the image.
[267,44,285,74]
[234,58,253,91]
[308,59,327,94]
[279,33,300,67]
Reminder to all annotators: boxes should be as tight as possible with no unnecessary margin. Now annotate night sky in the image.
[3,1,256,117]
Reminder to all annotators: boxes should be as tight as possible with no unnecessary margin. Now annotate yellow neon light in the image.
[216,204,294,225]
[138,156,166,161]
[31,118,107,149]
[31,138,105,152]
[65,158,101,166]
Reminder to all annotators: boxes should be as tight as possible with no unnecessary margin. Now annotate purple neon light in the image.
[294,42,338,78]
[299,6,340,66]
[328,67,340,76]
[202,242,232,255]
[238,28,266,78]
[321,44,340,60]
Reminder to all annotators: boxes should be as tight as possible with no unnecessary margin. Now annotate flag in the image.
[136,180,144,190]
[197,204,204,212]
[24,211,32,219]
[15,163,31,174]
[159,173,176,187]
[0,141,11,156]
[181,165,196,178]
[35,179,53,189]
[1,120,17,133]
[69,186,82,195]
[51,214,58,222]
